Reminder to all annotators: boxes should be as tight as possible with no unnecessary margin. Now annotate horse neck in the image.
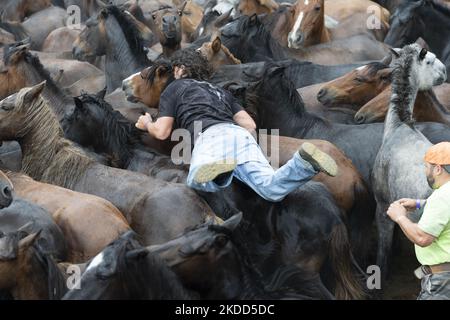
[18,97,91,187]
[19,62,72,122]
[383,60,419,140]
[104,17,145,88]
[415,90,450,124]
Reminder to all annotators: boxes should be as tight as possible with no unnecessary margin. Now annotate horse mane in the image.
[112,231,192,299]
[389,45,417,127]
[225,15,288,62]
[105,5,149,65]
[15,90,93,189]
[220,44,241,64]
[245,62,330,135]
[30,243,67,300]
[76,93,142,167]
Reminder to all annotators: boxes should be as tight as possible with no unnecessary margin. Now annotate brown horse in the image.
[0,83,217,247]
[6,171,130,263]
[317,55,393,108]
[354,85,450,125]
[0,0,51,22]
[150,4,186,57]
[0,170,13,209]
[238,0,279,16]
[0,230,67,300]
[266,0,389,49]
[178,0,204,42]
[197,36,241,71]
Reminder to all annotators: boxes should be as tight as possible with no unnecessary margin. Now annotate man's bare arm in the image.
[396,217,436,247]
[136,113,174,140]
[233,110,256,133]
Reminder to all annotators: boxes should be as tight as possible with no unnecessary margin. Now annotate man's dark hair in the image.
[170,48,213,81]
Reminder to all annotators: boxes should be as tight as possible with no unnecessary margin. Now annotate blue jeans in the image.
[187,123,318,202]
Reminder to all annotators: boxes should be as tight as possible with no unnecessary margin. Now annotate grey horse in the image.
[372,43,447,282]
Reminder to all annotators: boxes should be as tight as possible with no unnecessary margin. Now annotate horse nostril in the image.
[2,186,12,200]
[317,89,326,99]
[355,114,365,124]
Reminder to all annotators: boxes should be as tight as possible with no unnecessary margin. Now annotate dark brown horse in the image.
[0,170,13,209]
[0,82,218,247]
[0,230,67,300]
[150,4,186,57]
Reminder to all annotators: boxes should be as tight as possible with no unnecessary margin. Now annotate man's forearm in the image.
[397,216,432,247]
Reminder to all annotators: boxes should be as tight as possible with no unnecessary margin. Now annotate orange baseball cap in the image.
[424,142,450,165]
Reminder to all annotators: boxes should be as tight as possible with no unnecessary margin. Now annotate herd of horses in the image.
[0,0,449,300]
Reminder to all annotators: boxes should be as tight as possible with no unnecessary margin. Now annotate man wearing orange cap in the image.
[387,142,450,300]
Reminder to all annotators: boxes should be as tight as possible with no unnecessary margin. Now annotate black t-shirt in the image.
[158,79,243,143]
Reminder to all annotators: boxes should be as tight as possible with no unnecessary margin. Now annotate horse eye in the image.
[419,48,427,60]
[314,6,321,11]
[214,235,229,248]
[152,14,157,19]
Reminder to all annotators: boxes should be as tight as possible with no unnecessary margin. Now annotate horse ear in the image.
[415,37,430,51]
[178,1,188,16]
[99,8,109,19]
[380,54,392,66]
[23,81,46,104]
[249,14,259,26]
[212,36,221,53]
[96,87,107,100]
[126,248,149,261]
[214,8,233,28]
[389,48,401,58]
[74,97,84,110]
[156,65,170,78]
[18,230,41,250]
[222,212,243,232]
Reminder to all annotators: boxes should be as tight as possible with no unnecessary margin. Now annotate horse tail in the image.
[329,222,367,300]
[347,178,376,266]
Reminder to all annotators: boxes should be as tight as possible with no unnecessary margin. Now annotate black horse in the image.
[384,0,450,82]
[148,213,329,299]
[62,92,189,183]
[63,231,194,300]
[196,180,367,300]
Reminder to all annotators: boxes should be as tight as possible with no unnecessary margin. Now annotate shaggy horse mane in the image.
[104,5,149,65]
[14,90,93,189]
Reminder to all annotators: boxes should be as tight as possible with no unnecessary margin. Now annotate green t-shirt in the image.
[415,181,450,265]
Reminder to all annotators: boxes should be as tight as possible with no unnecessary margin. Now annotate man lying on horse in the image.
[133,49,338,202]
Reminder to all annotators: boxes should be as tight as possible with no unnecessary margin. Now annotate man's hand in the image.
[387,202,407,222]
[136,113,152,131]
